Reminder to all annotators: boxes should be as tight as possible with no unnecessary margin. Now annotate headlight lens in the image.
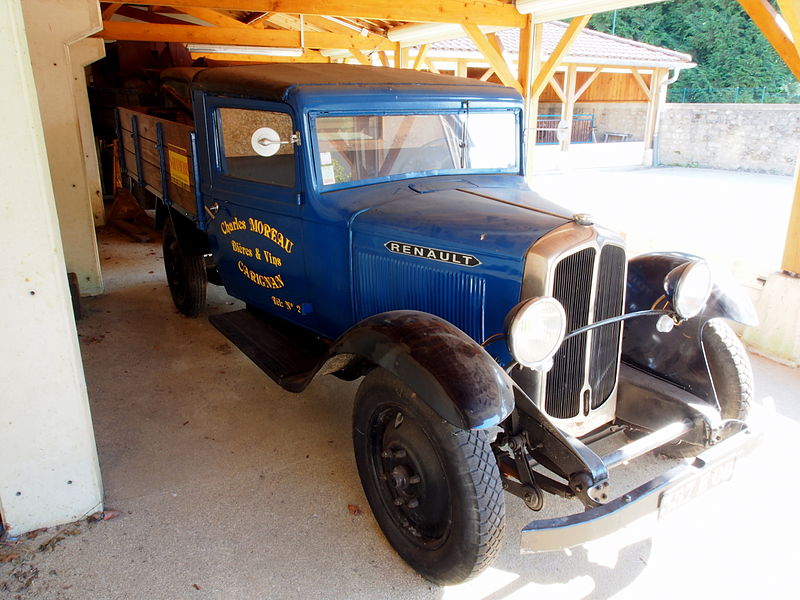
[666,260,712,319]
[505,297,566,369]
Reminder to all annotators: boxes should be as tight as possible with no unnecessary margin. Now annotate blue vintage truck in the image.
[116,63,759,584]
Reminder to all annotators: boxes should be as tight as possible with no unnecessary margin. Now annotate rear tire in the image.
[353,369,505,585]
[162,218,207,317]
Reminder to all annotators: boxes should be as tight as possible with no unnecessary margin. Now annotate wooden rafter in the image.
[547,76,565,102]
[173,7,251,28]
[425,58,440,74]
[630,68,652,100]
[739,0,800,80]
[115,5,190,26]
[96,21,394,51]
[101,3,122,20]
[412,44,429,70]
[574,67,602,101]
[479,67,495,81]
[349,48,372,65]
[106,1,526,27]
[530,14,591,98]
[461,23,522,93]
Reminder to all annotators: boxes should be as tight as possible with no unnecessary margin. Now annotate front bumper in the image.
[520,421,761,553]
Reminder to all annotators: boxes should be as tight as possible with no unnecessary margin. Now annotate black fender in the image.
[622,252,757,403]
[326,310,515,430]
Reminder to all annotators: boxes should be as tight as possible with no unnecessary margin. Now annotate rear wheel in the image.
[162,218,207,317]
[353,369,505,585]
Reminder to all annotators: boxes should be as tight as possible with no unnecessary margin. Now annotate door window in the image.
[218,108,295,187]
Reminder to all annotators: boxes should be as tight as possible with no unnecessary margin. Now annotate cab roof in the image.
[191,63,513,102]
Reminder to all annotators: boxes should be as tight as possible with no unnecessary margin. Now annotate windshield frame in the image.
[308,107,523,192]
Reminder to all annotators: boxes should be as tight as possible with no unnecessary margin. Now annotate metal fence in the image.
[668,86,800,104]
[536,114,596,144]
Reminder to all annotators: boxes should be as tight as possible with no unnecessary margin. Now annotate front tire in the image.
[662,318,752,458]
[353,369,505,585]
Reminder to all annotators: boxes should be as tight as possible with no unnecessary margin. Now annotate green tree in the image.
[589,0,795,101]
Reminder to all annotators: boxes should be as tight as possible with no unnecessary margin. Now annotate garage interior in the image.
[2,0,800,596]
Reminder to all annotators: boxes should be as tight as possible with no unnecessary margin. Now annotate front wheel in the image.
[662,318,752,458]
[353,369,505,585]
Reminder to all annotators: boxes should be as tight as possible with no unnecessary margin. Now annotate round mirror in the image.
[251,127,282,157]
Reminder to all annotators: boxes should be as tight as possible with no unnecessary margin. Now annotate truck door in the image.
[204,99,307,322]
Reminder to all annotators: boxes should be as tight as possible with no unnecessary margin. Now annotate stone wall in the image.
[658,104,800,175]
[539,102,648,141]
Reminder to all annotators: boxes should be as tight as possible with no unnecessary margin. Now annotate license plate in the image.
[658,456,737,519]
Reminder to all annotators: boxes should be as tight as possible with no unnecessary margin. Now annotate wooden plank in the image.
[425,58,441,74]
[412,44,429,71]
[479,68,494,81]
[739,0,800,80]
[530,14,591,99]
[116,5,192,26]
[96,21,394,51]
[377,51,391,67]
[461,23,522,93]
[109,1,528,28]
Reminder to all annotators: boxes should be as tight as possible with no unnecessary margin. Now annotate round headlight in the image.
[505,297,566,369]
[665,260,712,320]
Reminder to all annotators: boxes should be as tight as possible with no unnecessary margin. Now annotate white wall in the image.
[0,0,103,535]
[22,0,105,296]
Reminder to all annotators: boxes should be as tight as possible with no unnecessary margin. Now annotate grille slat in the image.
[545,248,595,419]
[589,245,627,408]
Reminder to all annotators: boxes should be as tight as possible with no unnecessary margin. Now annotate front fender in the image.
[622,252,757,402]
[327,310,515,430]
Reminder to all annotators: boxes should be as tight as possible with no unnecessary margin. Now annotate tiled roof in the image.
[429,21,694,68]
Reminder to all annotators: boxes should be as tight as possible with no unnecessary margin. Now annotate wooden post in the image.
[525,21,543,176]
[642,68,668,165]
[782,155,800,274]
[560,64,577,152]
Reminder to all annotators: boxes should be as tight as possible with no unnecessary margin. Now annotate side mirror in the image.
[251,127,282,157]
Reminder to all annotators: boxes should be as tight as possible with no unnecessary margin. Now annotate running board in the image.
[208,308,330,392]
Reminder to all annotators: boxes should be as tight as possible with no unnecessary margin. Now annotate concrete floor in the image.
[2,167,800,599]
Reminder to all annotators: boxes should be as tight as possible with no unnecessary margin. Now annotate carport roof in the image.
[430,21,694,68]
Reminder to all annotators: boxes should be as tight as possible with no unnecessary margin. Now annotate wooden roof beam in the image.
[630,67,652,100]
[111,1,527,28]
[96,21,394,51]
[101,3,122,20]
[530,14,591,98]
[462,23,522,93]
[173,7,251,28]
[738,0,800,80]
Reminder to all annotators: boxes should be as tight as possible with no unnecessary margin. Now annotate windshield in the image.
[313,110,519,187]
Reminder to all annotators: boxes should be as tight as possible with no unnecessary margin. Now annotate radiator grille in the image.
[545,248,595,419]
[354,250,486,341]
[589,245,626,408]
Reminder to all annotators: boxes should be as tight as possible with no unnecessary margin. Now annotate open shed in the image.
[1,0,799,547]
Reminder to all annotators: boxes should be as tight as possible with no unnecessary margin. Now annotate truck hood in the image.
[349,180,574,262]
